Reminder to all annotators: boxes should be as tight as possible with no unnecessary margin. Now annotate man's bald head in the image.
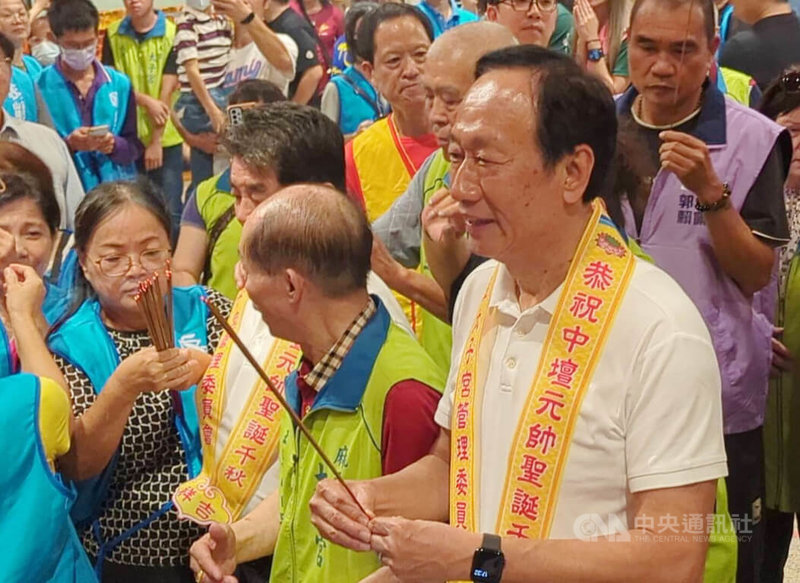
[427,21,518,72]
[242,184,372,298]
[424,21,518,149]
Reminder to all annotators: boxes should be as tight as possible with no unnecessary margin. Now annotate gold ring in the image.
[195,572,204,583]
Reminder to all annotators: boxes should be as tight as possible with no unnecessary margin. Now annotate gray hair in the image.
[243,184,372,298]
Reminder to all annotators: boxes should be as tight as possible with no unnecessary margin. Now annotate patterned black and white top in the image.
[55,288,232,567]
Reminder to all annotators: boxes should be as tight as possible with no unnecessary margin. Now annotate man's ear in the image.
[361,60,374,83]
[561,144,595,206]
[285,268,305,304]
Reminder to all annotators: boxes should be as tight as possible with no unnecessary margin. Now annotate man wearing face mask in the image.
[37,0,143,193]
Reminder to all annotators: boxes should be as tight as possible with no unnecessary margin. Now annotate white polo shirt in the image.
[435,258,728,539]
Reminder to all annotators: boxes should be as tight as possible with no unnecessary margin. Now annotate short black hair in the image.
[48,0,99,37]
[760,67,800,121]
[631,0,715,44]
[229,79,287,106]
[223,102,346,192]
[0,31,13,61]
[356,3,433,64]
[476,45,618,202]
[345,2,378,63]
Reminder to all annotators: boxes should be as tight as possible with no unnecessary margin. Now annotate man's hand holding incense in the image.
[367,517,479,583]
[113,347,198,398]
[309,478,376,551]
[189,523,239,583]
[659,131,725,205]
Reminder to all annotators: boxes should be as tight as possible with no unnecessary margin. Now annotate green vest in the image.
[765,252,800,512]
[419,149,454,373]
[271,307,445,583]
[105,12,182,148]
[719,67,756,107]
[196,170,241,300]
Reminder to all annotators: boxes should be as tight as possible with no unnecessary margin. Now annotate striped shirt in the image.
[174,6,233,92]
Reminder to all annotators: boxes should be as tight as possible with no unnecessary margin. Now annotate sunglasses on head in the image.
[781,71,800,94]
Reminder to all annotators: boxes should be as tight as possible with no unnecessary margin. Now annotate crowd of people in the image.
[2,0,800,582]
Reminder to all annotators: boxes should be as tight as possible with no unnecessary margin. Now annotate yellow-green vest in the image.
[197,170,241,300]
[419,149,454,373]
[271,302,445,583]
[105,12,182,148]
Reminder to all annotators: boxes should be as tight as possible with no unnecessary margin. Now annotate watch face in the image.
[471,549,505,582]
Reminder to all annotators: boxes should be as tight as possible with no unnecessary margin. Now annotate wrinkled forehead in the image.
[453,72,534,134]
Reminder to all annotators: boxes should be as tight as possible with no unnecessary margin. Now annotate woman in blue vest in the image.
[47,180,232,583]
[0,373,96,583]
[0,144,72,378]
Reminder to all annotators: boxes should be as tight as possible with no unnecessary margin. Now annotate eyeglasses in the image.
[497,0,557,13]
[93,248,171,277]
[0,9,27,23]
[781,71,800,94]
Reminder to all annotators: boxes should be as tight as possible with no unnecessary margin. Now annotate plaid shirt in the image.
[302,297,377,392]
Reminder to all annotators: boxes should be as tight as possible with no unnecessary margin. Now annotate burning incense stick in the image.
[202,295,372,519]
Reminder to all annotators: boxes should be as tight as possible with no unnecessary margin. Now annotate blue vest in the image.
[0,282,70,379]
[0,374,96,583]
[3,62,39,121]
[716,4,734,59]
[330,67,386,135]
[23,54,43,81]
[47,286,208,566]
[37,61,137,191]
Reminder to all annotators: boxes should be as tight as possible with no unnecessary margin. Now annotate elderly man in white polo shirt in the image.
[0,32,84,230]
[307,45,732,582]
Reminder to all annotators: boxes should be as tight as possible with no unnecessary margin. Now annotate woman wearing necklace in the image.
[758,67,800,583]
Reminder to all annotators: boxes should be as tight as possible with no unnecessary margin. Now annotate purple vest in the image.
[618,87,784,434]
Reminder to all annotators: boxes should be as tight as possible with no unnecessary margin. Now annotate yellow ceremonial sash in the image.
[450,201,634,542]
[173,291,302,524]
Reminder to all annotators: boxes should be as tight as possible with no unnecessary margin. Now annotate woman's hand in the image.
[573,0,601,44]
[4,264,46,324]
[112,347,199,399]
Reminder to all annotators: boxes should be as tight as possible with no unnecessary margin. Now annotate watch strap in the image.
[482,533,501,553]
[240,11,256,24]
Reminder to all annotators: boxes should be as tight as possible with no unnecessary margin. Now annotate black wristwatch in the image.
[471,533,505,583]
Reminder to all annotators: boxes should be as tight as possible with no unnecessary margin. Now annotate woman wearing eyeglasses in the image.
[758,68,800,583]
[44,179,232,583]
[572,0,631,94]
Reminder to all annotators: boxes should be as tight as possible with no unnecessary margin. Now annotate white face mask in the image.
[31,41,60,67]
[60,42,96,71]
[186,0,211,10]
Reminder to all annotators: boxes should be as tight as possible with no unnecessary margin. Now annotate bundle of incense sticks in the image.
[134,264,174,351]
